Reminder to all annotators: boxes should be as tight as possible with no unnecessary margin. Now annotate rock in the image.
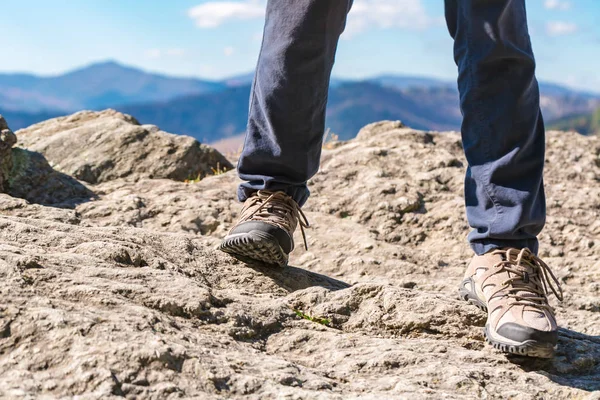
[0,115,18,192]
[16,109,233,184]
[1,117,599,398]
[6,148,96,207]
[1,115,93,206]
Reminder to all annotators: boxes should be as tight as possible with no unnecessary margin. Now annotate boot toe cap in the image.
[229,221,293,254]
[496,322,558,345]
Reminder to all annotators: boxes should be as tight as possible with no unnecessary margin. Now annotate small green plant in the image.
[184,173,203,184]
[211,162,228,176]
[322,128,339,150]
[293,309,331,326]
[184,162,229,184]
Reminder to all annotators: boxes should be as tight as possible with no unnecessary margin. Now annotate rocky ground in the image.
[0,111,599,399]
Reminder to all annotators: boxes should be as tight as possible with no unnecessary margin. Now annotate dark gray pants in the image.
[237,0,546,256]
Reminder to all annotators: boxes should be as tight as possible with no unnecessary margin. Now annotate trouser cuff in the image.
[470,238,539,256]
[237,183,310,207]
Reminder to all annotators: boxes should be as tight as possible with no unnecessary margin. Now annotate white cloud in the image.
[546,21,578,36]
[544,0,571,10]
[188,1,265,28]
[145,49,162,59]
[144,48,186,59]
[345,0,437,37]
[224,46,235,56]
[166,48,186,56]
[188,0,437,36]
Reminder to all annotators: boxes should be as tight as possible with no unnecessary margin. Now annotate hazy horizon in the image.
[3,58,600,97]
[1,0,598,92]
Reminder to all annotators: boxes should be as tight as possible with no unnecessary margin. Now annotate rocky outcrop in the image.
[16,109,233,184]
[0,115,94,206]
[1,116,599,399]
[0,116,17,192]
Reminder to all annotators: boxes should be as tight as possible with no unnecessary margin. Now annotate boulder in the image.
[0,116,17,192]
[0,115,94,206]
[16,109,233,184]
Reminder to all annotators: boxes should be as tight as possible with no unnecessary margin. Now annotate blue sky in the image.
[1,0,599,92]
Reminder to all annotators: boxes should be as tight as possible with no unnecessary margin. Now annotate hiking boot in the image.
[219,190,309,267]
[459,248,563,358]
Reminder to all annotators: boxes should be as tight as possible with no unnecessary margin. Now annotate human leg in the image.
[446,0,562,358]
[222,0,352,266]
[237,0,353,207]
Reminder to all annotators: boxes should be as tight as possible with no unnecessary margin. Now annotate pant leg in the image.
[445,0,546,255]
[237,0,353,207]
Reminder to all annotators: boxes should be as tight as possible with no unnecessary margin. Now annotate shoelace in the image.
[487,248,563,311]
[241,190,310,250]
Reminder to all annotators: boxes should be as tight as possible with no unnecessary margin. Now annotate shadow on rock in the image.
[246,262,351,293]
[1,115,95,208]
[507,328,600,392]
[7,148,96,208]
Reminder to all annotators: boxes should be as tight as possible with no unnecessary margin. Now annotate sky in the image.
[1,0,599,92]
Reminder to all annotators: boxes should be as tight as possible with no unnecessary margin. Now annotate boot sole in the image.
[219,230,288,268]
[458,278,556,359]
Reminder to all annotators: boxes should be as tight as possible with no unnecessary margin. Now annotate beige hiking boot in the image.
[459,248,563,358]
[219,190,309,267]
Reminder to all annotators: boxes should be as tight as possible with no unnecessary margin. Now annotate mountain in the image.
[220,72,255,88]
[368,74,454,90]
[119,82,464,143]
[120,85,252,144]
[0,61,224,112]
[538,82,600,98]
[119,79,600,143]
[220,73,350,88]
[0,108,62,131]
[549,107,600,135]
[326,83,461,136]
[2,61,600,140]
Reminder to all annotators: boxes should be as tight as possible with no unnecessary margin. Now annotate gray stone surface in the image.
[1,115,94,206]
[0,115,17,193]
[1,118,599,399]
[16,109,233,184]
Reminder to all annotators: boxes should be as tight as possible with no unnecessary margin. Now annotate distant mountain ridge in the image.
[549,107,600,135]
[0,61,224,113]
[119,81,600,144]
[368,75,455,90]
[0,109,60,132]
[119,82,465,144]
[2,61,600,141]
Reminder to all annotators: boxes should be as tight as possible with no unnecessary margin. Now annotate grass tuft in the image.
[293,309,331,326]
[184,162,230,184]
[322,128,339,150]
[184,174,203,184]
[211,162,228,176]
